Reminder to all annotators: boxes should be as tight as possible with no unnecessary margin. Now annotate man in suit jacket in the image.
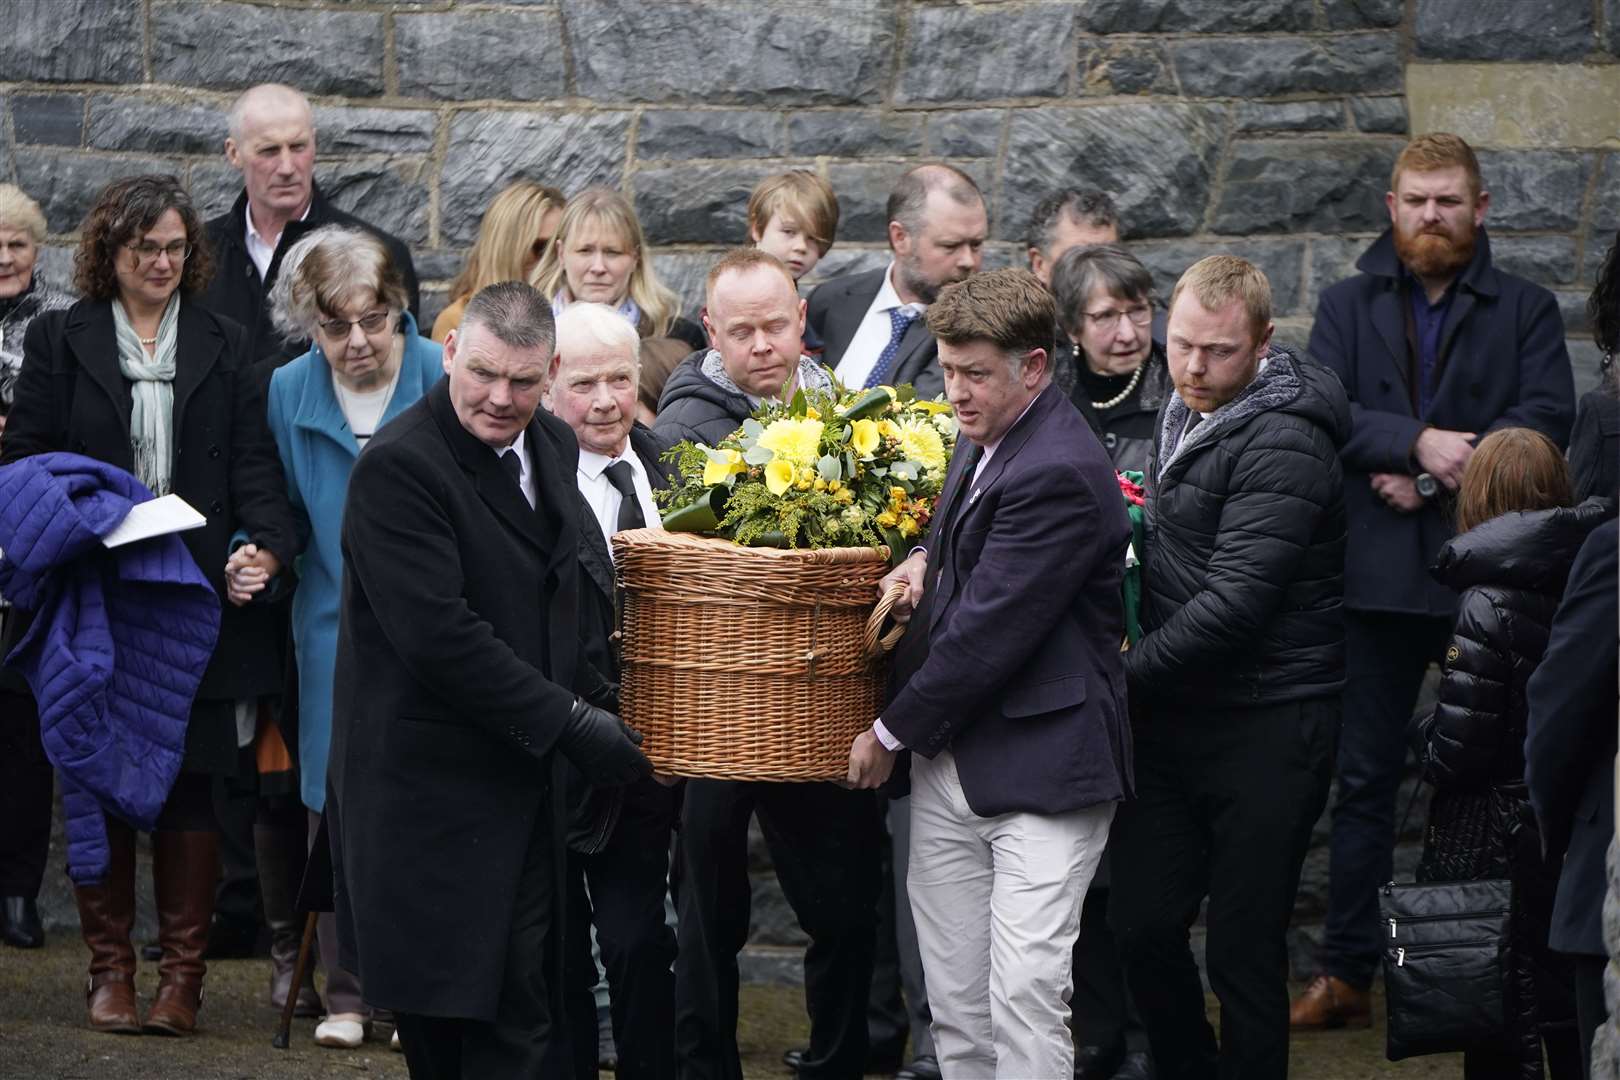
[1296,132,1576,1029]
[848,268,1131,1077]
[806,164,987,400]
[1525,517,1618,1079]
[545,301,679,1080]
[328,283,650,1079]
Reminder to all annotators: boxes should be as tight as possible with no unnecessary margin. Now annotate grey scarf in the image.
[112,295,179,496]
[698,349,834,406]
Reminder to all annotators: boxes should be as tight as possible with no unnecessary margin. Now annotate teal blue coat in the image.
[266,314,443,810]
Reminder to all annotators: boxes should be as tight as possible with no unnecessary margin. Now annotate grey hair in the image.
[555,302,641,372]
[0,184,48,244]
[1050,244,1155,334]
[227,83,313,143]
[462,280,556,352]
[269,226,407,340]
[886,163,984,238]
[1024,189,1119,255]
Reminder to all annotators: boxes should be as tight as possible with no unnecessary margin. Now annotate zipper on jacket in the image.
[1392,938,1498,966]
[1388,908,1510,940]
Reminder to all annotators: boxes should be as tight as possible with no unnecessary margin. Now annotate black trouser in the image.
[564,776,679,1080]
[1573,952,1607,1079]
[867,794,932,1065]
[1073,868,1151,1057]
[1323,611,1450,989]
[211,755,262,933]
[1111,697,1336,1080]
[0,689,53,898]
[674,779,882,1080]
[394,814,568,1080]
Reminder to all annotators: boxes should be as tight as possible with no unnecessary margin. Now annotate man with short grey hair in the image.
[1025,188,1120,286]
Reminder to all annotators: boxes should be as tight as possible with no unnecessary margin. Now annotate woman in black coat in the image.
[2,175,298,1038]
[1568,229,1618,503]
[1413,427,1611,1080]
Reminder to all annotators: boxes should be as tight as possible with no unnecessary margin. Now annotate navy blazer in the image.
[1309,228,1574,616]
[806,267,944,398]
[881,384,1132,817]
[1524,517,1618,957]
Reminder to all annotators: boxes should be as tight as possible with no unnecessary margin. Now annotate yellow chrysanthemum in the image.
[756,417,825,466]
[849,418,881,458]
[764,459,796,496]
[899,418,947,474]
[701,448,745,486]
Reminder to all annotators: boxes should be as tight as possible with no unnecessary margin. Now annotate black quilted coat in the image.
[1414,496,1614,1074]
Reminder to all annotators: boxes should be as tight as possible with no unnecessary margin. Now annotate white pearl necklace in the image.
[1090,361,1146,410]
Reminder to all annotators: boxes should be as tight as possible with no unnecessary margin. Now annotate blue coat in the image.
[0,453,220,884]
[1309,228,1575,616]
[266,313,443,810]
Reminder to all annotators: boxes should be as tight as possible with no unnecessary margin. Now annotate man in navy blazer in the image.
[847,268,1131,1077]
[1297,133,1576,1029]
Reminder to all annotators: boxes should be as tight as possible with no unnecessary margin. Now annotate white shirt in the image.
[834,262,927,389]
[332,365,400,448]
[244,200,311,281]
[577,443,662,555]
[496,429,536,510]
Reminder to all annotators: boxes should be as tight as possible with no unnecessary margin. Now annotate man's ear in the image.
[442,330,457,376]
[1024,347,1049,388]
[888,219,909,255]
[224,137,242,171]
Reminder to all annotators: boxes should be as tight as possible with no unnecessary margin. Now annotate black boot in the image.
[0,896,44,948]
[254,822,321,1018]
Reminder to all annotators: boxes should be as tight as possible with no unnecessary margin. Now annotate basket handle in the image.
[864,580,911,659]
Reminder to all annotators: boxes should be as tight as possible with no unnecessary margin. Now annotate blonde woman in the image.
[431,181,565,343]
[530,188,706,353]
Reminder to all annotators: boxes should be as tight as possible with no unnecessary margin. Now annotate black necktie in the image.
[500,447,524,494]
[604,460,646,533]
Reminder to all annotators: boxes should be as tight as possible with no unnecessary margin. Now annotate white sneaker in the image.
[314,1014,370,1049]
[391,1028,402,1052]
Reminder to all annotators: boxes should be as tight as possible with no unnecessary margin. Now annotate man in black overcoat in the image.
[328,282,651,1079]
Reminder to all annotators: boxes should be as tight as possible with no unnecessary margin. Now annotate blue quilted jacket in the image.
[0,453,220,884]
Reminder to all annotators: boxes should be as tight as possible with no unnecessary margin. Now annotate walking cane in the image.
[272,911,320,1049]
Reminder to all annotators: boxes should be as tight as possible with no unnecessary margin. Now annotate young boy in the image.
[746,169,840,283]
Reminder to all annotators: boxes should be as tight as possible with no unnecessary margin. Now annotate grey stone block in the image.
[1078,0,1312,33]
[1492,235,1581,285]
[563,0,893,105]
[1079,41,1178,97]
[1608,0,1620,56]
[2,0,142,84]
[1415,0,1596,60]
[639,111,784,161]
[826,161,992,246]
[312,106,438,156]
[441,111,631,246]
[1583,155,1620,278]
[739,945,805,987]
[32,246,76,293]
[87,97,225,156]
[419,285,450,338]
[413,249,467,282]
[1234,101,1345,134]
[1320,0,1406,28]
[896,4,1074,103]
[787,112,922,158]
[1306,235,1374,314]
[1555,288,1592,334]
[1213,139,1398,235]
[1350,96,1408,134]
[923,111,1005,158]
[322,160,431,248]
[13,95,84,148]
[1134,237,1306,315]
[1477,150,1595,232]
[805,248,892,285]
[1171,33,1400,98]
[633,163,773,245]
[396,11,566,102]
[1570,339,1608,395]
[188,162,243,221]
[152,2,386,96]
[14,148,173,234]
[653,251,720,315]
[1002,105,1226,241]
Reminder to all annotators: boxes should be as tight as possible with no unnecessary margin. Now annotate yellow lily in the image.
[850,418,881,458]
[765,459,795,496]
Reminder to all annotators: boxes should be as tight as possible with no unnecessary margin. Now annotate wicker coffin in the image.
[610,528,904,781]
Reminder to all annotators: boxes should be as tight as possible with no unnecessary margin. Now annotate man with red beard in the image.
[1292,132,1575,1029]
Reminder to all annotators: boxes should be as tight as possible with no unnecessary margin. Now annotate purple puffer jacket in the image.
[0,453,220,885]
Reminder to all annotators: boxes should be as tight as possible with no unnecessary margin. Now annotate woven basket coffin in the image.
[610,528,905,781]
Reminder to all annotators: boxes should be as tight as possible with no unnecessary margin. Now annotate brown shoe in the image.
[1289,973,1372,1030]
[142,830,219,1037]
[74,816,141,1034]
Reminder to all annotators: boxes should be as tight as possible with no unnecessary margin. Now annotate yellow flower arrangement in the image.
[898,418,947,474]
[764,459,796,496]
[850,418,882,458]
[701,448,746,486]
[755,417,824,466]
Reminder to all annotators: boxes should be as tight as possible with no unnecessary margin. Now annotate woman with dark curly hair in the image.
[1569,230,1619,501]
[2,174,299,1038]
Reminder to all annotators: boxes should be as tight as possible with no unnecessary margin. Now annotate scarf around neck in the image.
[112,294,180,496]
[552,290,643,334]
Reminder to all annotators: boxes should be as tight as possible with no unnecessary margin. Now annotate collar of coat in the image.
[1158,345,1302,470]
[1355,226,1501,301]
[222,181,337,253]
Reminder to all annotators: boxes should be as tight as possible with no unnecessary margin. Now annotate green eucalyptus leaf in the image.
[743,444,775,466]
[817,455,842,481]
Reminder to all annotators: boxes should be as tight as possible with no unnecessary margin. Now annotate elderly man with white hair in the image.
[546,301,678,1080]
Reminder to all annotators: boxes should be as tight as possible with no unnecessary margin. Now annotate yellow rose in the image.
[899,418,947,474]
[813,477,827,491]
[756,417,825,466]
[876,510,899,527]
[849,418,881,458]
[898,515,920,538]
[701,448,744,486]
[764,459,795,496]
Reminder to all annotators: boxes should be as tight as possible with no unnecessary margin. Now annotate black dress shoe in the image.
[1111,1050,1155,1080]
[782,1047,805,1072]
[1075,1042,1124,1080]
[896,1055,941,1080]
[0,896,43,948]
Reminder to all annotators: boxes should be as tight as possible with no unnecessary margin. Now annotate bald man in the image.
[199,83,419,366]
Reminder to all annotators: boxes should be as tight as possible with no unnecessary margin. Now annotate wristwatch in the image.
[1414,472,1439,499]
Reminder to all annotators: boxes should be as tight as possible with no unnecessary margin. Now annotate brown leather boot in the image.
[1289,973,1372,1030]
[142,829,219,1036]
[73,816,141,1034]
[254,822,321,1017]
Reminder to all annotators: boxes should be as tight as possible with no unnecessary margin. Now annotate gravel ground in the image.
[1,935,1463,1078]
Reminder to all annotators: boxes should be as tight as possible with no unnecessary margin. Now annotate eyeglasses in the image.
[126,240,192,264]
[1080,303,1153,332]
[318,309,393,338]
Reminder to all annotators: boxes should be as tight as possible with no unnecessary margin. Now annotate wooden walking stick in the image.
[272,911,320,1049]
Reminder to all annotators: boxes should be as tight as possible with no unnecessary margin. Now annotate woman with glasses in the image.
[3,174,299,1037]
[1051,245,1172,475]
[264,225,442,1051]
[431,180,565,344]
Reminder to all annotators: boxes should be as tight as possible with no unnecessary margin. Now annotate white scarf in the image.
[112,294,179,495]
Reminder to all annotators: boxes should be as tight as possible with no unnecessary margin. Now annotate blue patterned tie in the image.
[864,307,921,389]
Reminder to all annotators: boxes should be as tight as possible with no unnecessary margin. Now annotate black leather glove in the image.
[558,698,652,787]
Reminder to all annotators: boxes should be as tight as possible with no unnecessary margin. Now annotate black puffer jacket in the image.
[1126,345,1350,708]
[652,351,750,449]
[1413,497,1613,1071]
